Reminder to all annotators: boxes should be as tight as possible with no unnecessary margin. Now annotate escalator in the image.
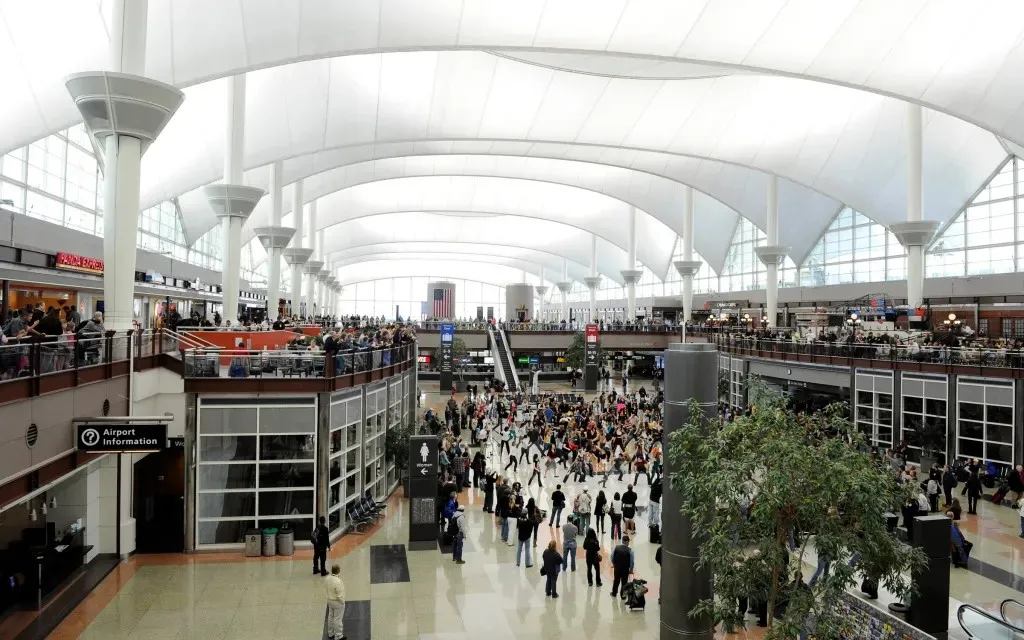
[488,325,518,392]
[957,602,1024,639]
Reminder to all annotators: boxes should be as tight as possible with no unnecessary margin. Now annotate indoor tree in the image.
[563,331,604,371]
[433,337,469,364]
[667,381,925,639]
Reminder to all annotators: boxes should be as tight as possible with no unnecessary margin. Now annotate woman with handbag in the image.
[583,528,603,588]
[541,540,563,598]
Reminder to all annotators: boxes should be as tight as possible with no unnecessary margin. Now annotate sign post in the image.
[584,323,600,391]
[438,322,454,393]
[408,435,439,544]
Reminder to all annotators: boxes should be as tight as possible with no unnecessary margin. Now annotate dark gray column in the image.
[183,392,197,551]
[316,393,331,520]
[662,342,717,640]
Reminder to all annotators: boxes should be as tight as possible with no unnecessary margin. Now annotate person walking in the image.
[542,541,563,598]
[595,490,608,534]
[549,485,566,527]
[561,518,578,573]
[966,471,982,515]
[312,515,330,576]
[942,465,958,508]
[649,478,662,529]
[325,564,347,640]
[528,455,543,488]
[577,487,593,533]
[583,528,603,588]
[499,489,513,543]
[516,511,534,567]
[483,471,496,513]
[451,506,467,564]
[610,536,633,599]
[609,492,623,541]
[526,498,542,547]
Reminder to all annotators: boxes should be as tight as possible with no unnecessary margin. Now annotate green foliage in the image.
[564,332,586,370]
[564,331,604,370]
[666,380,925,639]
[908,419,946,457]
[384,423,412,473]
[434,337,469,360]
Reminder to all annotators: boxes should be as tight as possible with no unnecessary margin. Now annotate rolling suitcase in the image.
[992,486,1008,504]
[649,524,661,544]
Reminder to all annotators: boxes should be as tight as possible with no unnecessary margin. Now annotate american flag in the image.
[432,287,452,319]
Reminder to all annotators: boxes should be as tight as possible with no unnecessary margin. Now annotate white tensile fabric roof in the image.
[4,0,1022,283]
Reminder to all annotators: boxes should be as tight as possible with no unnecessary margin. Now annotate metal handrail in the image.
[714,334,1024,369]
[957,603,1024,639]
[181,342,415,379]
[999,600,1024,632]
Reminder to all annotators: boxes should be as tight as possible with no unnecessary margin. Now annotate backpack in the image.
[927,479,939,495]
[446,516,459,538]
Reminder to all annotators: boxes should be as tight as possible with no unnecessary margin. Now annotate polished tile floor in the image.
[47,381,1024,639]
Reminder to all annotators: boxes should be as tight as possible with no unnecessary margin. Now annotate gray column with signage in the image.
[408,435,439,542]
[584,323,599,391]
[438,323,454,393]
[662,342,717,640]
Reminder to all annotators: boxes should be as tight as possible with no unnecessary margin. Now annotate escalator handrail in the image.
[958,603,1024,638]
[497,324,517,392]
[999,599,1024,632]
[486,325,509,390]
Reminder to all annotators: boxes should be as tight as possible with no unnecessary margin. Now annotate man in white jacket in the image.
[577,487,593,533]
[452,506,467,564]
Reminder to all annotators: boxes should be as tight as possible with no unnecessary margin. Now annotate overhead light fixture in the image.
[50,496,57,509]
[29,506,37,522]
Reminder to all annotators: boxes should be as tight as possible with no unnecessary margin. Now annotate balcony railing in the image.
[182,342,416,379]
[415,320,695,333]
[0,332,134,383]
[714,334,1024,371]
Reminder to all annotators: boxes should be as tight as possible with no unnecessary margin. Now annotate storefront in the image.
[4,284,79,315]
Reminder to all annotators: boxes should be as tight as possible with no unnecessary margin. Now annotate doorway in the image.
[133,447,185,553]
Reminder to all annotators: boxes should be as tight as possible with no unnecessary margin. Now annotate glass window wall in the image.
[196,401,317,546]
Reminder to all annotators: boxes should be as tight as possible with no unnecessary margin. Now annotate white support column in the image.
[535,266,547,323]
[66,0,184,331]
[317,229,327,313]
[674,186,701,324]
[254,161,293,321]
[221,75,245,323]
[302,202,323,318]
[281,181,311,317]
[754,176,789,329]
[557,259,572,325]
[584,234,602,323]
[205,74,265,325]
[620,206,642,321]
[890,103,939,311]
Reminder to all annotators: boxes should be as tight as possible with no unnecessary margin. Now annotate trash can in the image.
[244,528,262,557]
[277,528,295,556]
[261,528,278,556]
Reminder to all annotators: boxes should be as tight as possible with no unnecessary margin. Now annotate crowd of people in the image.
[1,303,106,378]
[429,378,663,607]
[718,325,1024,367]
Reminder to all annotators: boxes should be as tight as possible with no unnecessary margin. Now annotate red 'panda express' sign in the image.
[55,252,104,275]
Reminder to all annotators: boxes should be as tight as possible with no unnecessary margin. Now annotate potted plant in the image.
[385,422,412,496]
[909,417,946,470]
[667,380,925,637]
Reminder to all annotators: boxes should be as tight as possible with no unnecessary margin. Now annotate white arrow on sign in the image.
[421,467,429,475]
